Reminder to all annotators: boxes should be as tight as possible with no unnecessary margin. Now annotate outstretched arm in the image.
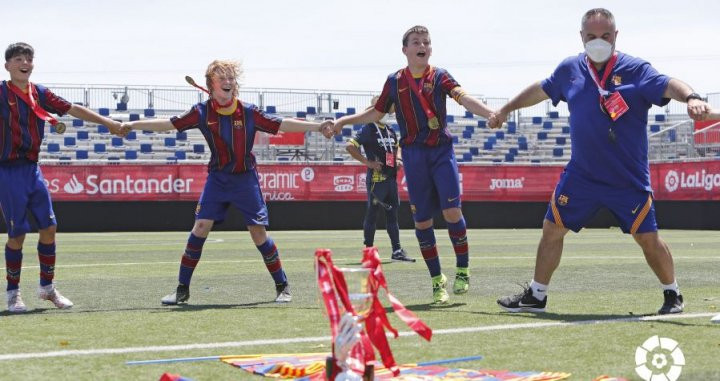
[459,94,494,119]
[67,104,123,134]
[334,109,385,135]
[490,82,549,128]
[123,119,176,132]
[663,78,711,121]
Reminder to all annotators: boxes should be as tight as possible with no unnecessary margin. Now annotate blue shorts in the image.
[195,170,269,226]
[545,169,657,234]
[401,144,461,222]
[0,161,57,238]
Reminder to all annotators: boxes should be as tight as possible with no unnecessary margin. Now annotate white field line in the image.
[0,312,715,361]
[2,255,717,271]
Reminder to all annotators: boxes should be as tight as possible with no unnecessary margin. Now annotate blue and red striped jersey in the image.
[171,100,282,174]
[375,66,465,147]
[0,81,71,163]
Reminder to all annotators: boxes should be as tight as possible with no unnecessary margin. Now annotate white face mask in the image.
[584,38,613,62]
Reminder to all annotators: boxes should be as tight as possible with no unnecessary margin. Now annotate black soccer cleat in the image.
[161,284,190,305]
[657,290,684,315]
[391,248,416,263]
[497,284,547,313]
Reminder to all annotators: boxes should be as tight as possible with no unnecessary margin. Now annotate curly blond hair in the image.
[205,60,243,98]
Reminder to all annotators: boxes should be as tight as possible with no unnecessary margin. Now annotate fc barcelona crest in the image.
[612,75,622,86]
[557,194,569,206]
[233,120,244,129]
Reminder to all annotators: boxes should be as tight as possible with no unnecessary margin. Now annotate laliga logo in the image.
[635,335,684,381]
[664,171,679,192]
[63,175,85,194]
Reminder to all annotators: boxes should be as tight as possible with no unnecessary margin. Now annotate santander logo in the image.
[63,175,85,194]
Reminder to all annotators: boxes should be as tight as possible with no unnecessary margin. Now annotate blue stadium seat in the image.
[452,135,459,144]
[144,108,155,117]
[556,137,566,145]
[488,136,497,144]
[509,147,519,156]
[531,159,541,164]
[126,131,137,140]
[164,137,176,147]
[538,132,548,140]
[296,111,307,118]
[518,136,527,145]
[353,124,363,131]
[562,126,570,134]
[306,106,317,115]
[495,131,505,140]
[532,116,542,124]
[64,137,76,146]
[462,152,473,162]
[176,132,187,141]
[492,158,502,163]
[111,137,123,147]
[97,125,109,134]
[278,157,290,161]
[72,119,84,127]
[650,124,661,133]
[129,113,140,121]
[547,111,559,119]
[446,115,454,123]
[334,135,344,142]
[504,153,515,162]
[469,147,479,156]
[116,103,127,111]
[477,120,487,128]
[543,121,553,130]
[346,107,356,115]
[142,130,154,135]
[342,128,352,137]
[107,156,120,161]
[77,130,89,140]
[483,141,493,150]
[140,143,152,153]
[507,123,516,134]
[175,151,186,160]
[553,148,564,157]
[94,143,106,153]
[335,112,345,119]
[462,130,472,139]
[59,156,72,161]
[266,106,277,113]
[98,108,110,116]
[465,111,474,119]
[76,150,88,160]
[655,114,666,122]
[333,157,344,162]
[47,143,60,153]
[518,142,528,150]
[465,125,475,133]
[193,144,205,154]
[125,150,137,160]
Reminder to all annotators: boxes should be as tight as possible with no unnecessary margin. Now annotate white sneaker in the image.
[7,289,27,313]
[712,314,720,323]
[37,284,74,309]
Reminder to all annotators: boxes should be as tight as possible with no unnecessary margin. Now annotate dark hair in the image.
[581,8,615,30]
[402,25,430,47]
[5,42,34,62]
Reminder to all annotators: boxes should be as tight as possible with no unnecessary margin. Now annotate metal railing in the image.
[693,120,720,159]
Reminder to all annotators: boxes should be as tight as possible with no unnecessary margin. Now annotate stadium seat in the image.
[94,143,106,153]
[465,111,474,119]
[483,141,493,150]
[518,136,527,145]
[126,131,137,140]
[175,151,186,160]
[547,111,560,119]
[111,137,124,147]
[98,108,110,116]
[72,119,84,127]
[465,125,475,133]
[342,128,352,137]
[650,124,661,133]
[488,136,497,144]
[334,135,344,142]
[97,125,109,134]
[296,111,307,118]
[129,113,140,121]
[176,132,187,141]
[507,123,516,134]
[266,106,277,113]
[562,126,570,134]
[278,157,289,161]
[556,137,566,145]
[140,143,153,153]
[531,159,541,164]
[492,158,502,163]
[446,115,454,123]
[353,124,363,131]
[335,112,345,119]
[333,157,344,162]
[462,130,472,139]
[164,137,176,147]
[495,131,505,140]
[543,121,553,130]
[64,137,76,146]
[47,143,60,153]
[193,144,205,153]
[509,147,519,156]
[346,107,356,115]
[655,114,666,122]
[142,130,154,135]
[116,102,127,111]
[306,106,317,115]
[537,132,548,140]
[144,108,155,117]
[553,148,564,157]
[76,150,89,160]
[532,116,542,124]
[469,147,479,156]
[504,153,515,162]
[462,152,472,162]
[452,135,459,144]
[107,156,120,161]
[518,141,528,150]
[77,130,89,140]
[125,150,137,160]
[477,120,487,128]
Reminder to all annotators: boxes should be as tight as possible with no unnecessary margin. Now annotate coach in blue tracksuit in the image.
[346,98,414,264]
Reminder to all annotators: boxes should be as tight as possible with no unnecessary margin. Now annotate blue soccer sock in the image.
[5,245,22,291]
[178,233,206,286]
[257,237,287,285]
[447,217,469,268]
[37,242,56,287]
[415,227,441,277]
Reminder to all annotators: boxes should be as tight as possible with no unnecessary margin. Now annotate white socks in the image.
[661,280,680,295]
[529,279,548,300]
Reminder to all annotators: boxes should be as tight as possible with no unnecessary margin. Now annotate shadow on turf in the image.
[489,311,703,326]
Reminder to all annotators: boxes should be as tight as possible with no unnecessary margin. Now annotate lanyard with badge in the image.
[374,123,395,167]
[585,53,628,143]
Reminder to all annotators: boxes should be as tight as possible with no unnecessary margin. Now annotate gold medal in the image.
[428,117,440,130]
[54,122,66,134]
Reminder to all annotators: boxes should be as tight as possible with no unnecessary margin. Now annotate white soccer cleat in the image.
[38,284,74,309]
[7,289,27,313]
